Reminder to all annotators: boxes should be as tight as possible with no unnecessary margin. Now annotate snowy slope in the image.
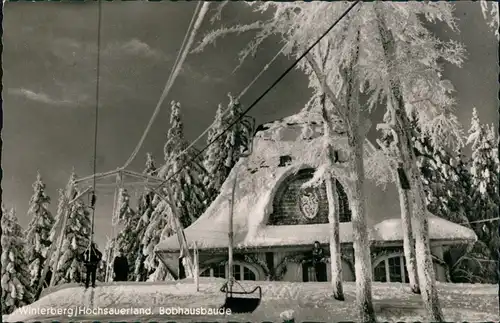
[5,280,498,322]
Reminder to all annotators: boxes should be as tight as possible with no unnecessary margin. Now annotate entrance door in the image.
[302,262,327,282]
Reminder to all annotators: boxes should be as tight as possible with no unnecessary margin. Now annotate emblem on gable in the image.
[298,189,319,219]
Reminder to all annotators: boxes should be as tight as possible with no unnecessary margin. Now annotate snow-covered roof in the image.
[371,215,477,243]
[155,115,476,253]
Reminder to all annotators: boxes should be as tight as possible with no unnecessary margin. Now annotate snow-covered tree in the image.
[24,172,55,290]
[204,103,229,203]
[1,206,33,315]
[142,195,175,281]
[142,102,206,280]
[204,95,253,205]
[134,153,158,281]
[223,93,253,171]
[52,173,92,285]
[115,188,141,280]
[465,109,500,281]
[158,100,207,227]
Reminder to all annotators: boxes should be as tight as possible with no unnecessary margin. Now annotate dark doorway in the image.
[302,262,327,282]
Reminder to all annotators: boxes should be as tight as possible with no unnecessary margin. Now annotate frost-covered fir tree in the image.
[466,108,500,281]
[24,172,55,290]
[142,195,175,281]
[52,173,92,284]
[115,188,140,281]
[158,100,207,227]
[1,206,33,315]
[410,115,494,282]
[134,153,158,281]
[223,93,253,170]
[204,96,253,205]
[204,103,229,204]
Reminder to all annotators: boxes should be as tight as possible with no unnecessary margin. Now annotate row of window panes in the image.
[200,264,256,281]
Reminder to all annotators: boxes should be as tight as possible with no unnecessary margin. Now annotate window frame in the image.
[372,253,407,283]
[200,261,259,281]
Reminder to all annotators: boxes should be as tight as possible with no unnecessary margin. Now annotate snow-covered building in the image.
[155,113,477,283]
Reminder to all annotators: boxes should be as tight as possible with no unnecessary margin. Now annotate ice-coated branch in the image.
[209,1,230,24]
[305,53,344,118]
[191,21,264,54]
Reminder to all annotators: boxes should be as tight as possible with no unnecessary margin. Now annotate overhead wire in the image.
[122,2,209,170]
[163,42,287,167]
[89,0,103,250]
[154,1,361,192]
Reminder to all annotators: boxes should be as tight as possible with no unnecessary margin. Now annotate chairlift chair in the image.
[220,279,262,314]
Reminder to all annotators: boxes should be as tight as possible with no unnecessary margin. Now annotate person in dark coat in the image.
[312,241,326,282]
[113,248,129,282]
[82,242,103,289]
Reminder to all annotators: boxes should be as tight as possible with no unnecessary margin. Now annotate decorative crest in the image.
[298,188,319,219]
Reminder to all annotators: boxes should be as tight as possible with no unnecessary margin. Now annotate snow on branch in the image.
[364,147,395,188]
[419,113,464,151]
[480,1,500,40]
[301,163,327,189]
[191,21,264,54]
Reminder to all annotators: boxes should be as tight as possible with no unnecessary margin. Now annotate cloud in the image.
[8,88,87,107]
[181,64,225,84]
[104,39,169,61]
[51,38,169,62]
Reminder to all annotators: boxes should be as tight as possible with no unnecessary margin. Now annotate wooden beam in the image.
[73,168,123,184]
[121,169,164,184]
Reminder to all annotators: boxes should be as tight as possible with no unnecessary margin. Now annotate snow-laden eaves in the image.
[155,116,475,253]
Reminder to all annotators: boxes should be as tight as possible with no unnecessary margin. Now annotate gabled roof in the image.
[155,115,476,253]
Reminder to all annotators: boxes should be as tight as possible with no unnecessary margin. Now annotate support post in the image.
[107,172,123,282]
[193,241,199,292]
[228,166,239,292]
[154,185,194,278]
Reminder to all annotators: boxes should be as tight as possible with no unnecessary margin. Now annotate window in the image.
[232,265,242,280]
[243,266,256,281]
[200,269,211,277]
[388,256,402,282]
[373,254,410,283]
[213,264,226,278]
[373,260,387,282]
[200,262,257,281]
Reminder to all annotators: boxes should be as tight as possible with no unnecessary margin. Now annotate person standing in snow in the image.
[113,248,129,281]
[82,242,103,289]
[312,241,326,282]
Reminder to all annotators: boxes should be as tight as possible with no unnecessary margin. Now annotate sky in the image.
[2,1,498,249]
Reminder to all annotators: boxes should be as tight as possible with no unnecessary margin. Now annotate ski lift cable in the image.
[163,42,287,167]
[154,1,361,192]
[121,2,209,170]
[89,0,104,250]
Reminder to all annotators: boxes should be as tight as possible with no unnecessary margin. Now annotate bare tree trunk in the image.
[319,92,345,301]
[326,175,345,300]
[372,4,421,296]
[306,34,375,322]
[400,125,444,320]
[348,120,376,323]
[396,174,420,294]
[373,6,442,318]
[346,69,376,323]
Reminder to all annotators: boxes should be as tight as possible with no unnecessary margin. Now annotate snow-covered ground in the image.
[6,279,499,322]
